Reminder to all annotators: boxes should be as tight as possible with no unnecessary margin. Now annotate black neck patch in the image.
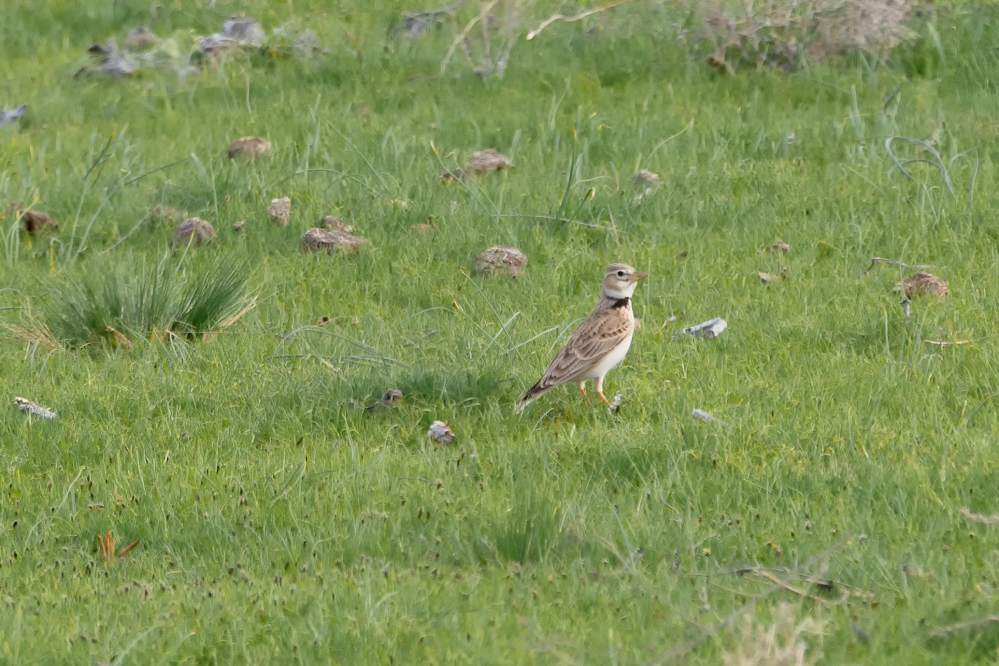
[610,297,630,310]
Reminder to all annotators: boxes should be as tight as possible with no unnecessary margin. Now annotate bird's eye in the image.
[617,271,624,277]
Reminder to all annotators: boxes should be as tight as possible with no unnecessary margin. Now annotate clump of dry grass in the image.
[723,604,825,666]
[443,0,535,79]
[694,0,914,72]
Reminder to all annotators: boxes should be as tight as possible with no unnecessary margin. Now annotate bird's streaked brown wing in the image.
[530,308,632,393]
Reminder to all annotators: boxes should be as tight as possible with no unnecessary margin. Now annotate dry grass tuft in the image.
[894,272,949,299]
[723,604,825,666]
[696,0,914,72]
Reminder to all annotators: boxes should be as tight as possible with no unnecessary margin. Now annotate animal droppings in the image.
[21,211,58,234]
[428,421,455,445]
[268,197,291,226]
[770,239,790,253]
[173,217,216,246]
[301,228,367,253]
[758,272,774,284]
[464,149,514,175]
[895,272,949,299]
[474,246,528,276]
[15,397,56,420]
[226,137,271,159]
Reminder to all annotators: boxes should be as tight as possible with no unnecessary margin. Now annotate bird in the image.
[518,263,647,410]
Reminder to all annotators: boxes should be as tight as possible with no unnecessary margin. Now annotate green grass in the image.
[3,0,999,663]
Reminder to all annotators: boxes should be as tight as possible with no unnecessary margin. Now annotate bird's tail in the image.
[516,381,545,413]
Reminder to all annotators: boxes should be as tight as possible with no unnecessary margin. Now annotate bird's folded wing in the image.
[536,309,632,390]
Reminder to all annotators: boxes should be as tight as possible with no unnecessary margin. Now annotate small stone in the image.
[301,228,367,254]
[268,197,290,226]
[21,211,58,234]
[464,149,513,175]
[172,217,215,246]
[428,421,455,445]
[895,272,949,299]
[758,271,774,284]
[474,246,527,276]
[226,137,271,159]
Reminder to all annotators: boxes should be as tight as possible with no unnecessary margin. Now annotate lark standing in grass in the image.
[519,263,647,410]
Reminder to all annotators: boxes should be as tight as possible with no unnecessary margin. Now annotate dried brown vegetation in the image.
[695,0,914,72]
[722,604,824,666]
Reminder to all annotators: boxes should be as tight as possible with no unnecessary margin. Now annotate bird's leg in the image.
[577,381,591,405]
[595,377,610,404]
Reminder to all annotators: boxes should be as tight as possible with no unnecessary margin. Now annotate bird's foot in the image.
[579,387,591,405]
[597,391,610,405]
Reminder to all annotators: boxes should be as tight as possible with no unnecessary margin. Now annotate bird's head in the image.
[602,263,648,299]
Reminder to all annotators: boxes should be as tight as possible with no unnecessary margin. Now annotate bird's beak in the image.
[630,271,648,283]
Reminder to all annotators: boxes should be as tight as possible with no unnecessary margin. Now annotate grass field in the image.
[4,0,999,663]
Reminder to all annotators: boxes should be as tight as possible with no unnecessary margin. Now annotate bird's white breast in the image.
[581,305,635,380]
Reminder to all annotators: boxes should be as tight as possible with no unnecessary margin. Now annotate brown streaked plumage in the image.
[518,263,648,410]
